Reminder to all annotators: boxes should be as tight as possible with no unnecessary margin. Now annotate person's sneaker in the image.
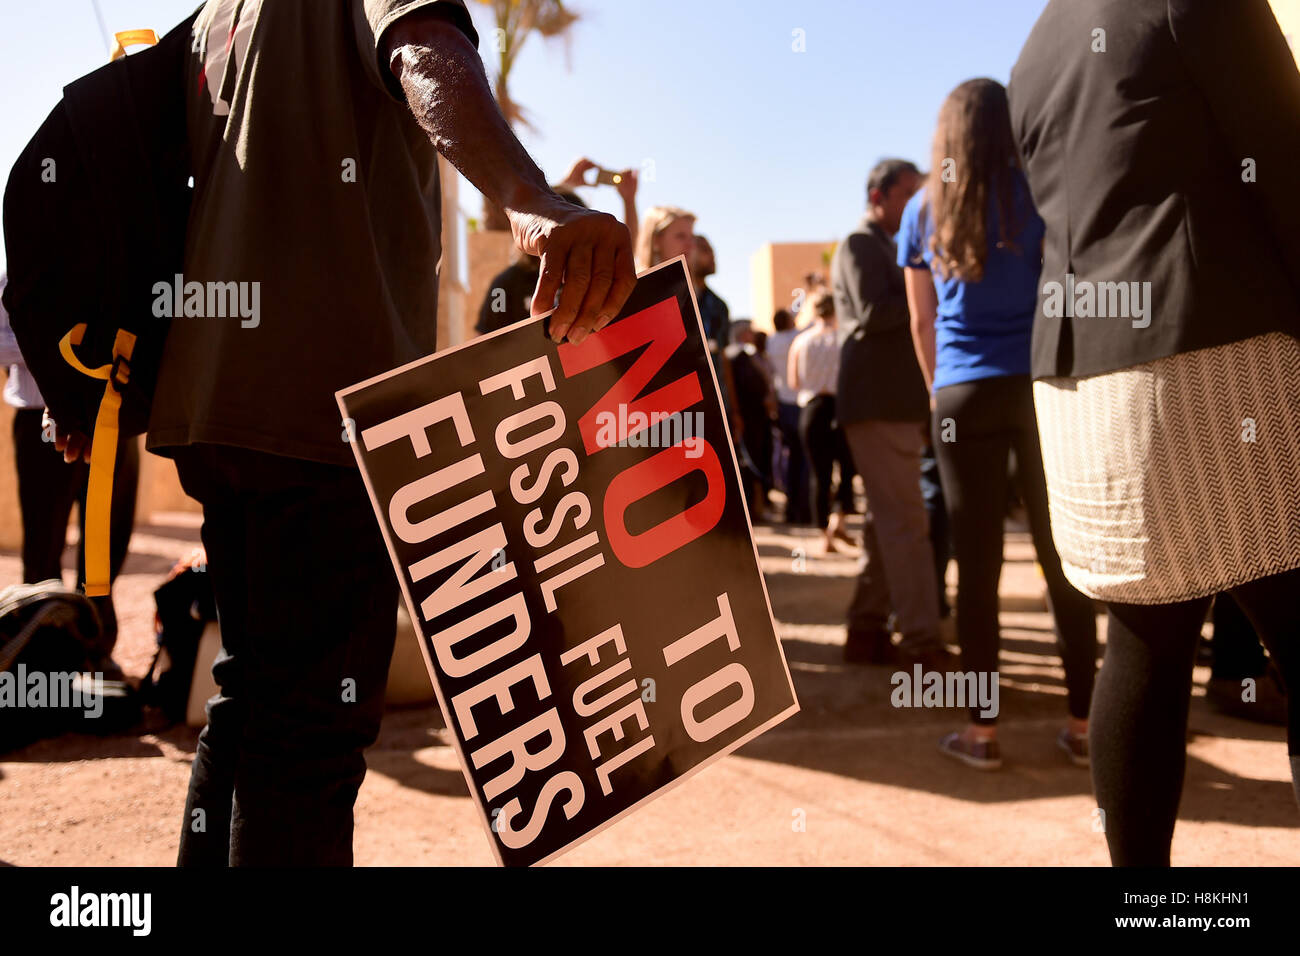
[939,731,1002,770]
[843,628,899,666]
[1057,728,1089,767]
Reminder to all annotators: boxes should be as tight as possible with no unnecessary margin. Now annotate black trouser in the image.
[740,410,774,492]
[14,408,82,584]
[920,442,951,618]
[12,407,138,650]
[799,394,855,527]
[1094,568,1300,866]
[777,401,810,524]
[172,444,398,867]
[1211,593,1269,679]
[932,375,1097,724]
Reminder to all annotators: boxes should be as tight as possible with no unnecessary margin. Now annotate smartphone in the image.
[590,166,624,187]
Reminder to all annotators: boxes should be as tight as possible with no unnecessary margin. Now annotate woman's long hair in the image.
[635,205,695,271]
[924,78,1022,283]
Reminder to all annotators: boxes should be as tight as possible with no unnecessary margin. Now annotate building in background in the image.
[436,155,469,351]
[749,241,837,333]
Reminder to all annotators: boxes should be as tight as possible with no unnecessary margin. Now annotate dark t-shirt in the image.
[147,0,477,465]
[696,285,730,351]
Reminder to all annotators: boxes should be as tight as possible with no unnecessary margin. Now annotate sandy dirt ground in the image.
[1,507,1296,867]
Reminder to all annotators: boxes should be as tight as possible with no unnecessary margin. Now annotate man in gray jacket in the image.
[832,159,953,671]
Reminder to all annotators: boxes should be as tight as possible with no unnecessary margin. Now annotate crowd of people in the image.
[3,0,1298,870]
[576,0,1300,869]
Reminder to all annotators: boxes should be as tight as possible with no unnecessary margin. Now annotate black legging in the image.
[1094,567,1300,865]
[932,375,1097,724]
[798,394,855,527]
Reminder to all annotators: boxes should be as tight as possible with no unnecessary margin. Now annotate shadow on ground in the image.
[742,521,1296,832]
[1,514,1294,845]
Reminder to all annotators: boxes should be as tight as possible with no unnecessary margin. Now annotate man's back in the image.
[1009,0,1300,380]
[148,0,476,465]
[831,220,928,424]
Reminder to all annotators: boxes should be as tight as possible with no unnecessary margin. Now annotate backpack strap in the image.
[57,323,136,597]
[109,30,159,62]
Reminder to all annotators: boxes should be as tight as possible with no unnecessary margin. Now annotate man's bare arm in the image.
[384,14,635,343]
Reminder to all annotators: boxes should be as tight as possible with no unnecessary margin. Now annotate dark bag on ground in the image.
[143,563,217,725]
[0,582,140,754]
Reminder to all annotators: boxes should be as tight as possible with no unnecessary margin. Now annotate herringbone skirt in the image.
[1032,332,1300,605]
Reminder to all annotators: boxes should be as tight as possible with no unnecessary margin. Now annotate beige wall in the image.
[750,241,837,333]
[436,154,469,350]
[0,403,19,551]
[465,229,517,345]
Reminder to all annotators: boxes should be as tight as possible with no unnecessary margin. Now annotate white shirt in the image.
[789,322,840,406]
[767,327,801,405]
[0,273,44,410]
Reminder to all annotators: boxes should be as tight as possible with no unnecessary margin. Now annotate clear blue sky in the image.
[0,0,1051,317]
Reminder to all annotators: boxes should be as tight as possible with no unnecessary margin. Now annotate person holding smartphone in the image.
[476,157,639,336]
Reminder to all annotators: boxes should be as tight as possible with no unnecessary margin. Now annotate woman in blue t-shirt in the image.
[899,78,1097,771]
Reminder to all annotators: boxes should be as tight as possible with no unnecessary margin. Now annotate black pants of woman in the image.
[1096,567,1300,865]
[798,394,855,528]
[932,374,1097,725]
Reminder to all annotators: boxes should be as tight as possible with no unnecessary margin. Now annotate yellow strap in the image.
[109,29,159,62]
[59,324,111,380]
[58,325,136,597]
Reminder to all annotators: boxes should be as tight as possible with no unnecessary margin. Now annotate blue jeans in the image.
[172,444,398,866]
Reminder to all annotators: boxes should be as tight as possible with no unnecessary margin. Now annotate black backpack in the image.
[0,14,195,597]
[0,582,140,754]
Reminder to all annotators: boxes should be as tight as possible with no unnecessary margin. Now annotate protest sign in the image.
[337,256,798,866]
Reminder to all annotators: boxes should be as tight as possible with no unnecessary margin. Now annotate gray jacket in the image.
[831,217,929,424]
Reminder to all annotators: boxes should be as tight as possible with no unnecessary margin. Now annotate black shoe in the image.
[901,643,960,675]
[844,628,899,665]
[1206,663,1287,726]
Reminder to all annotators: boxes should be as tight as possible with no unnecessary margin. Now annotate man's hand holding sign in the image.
[385,10,637,345]
[338,259,798,866]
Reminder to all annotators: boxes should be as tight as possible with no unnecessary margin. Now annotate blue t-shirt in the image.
[897,171,1043,391]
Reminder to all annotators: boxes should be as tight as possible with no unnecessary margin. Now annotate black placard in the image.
[337,257,798,866]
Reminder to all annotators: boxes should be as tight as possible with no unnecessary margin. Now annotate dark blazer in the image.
[831,217,930,424]
[1009,0,1300,379]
